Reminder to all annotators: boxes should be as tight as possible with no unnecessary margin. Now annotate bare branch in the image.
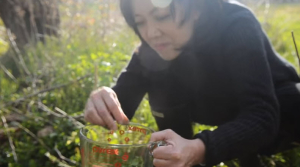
[0,63,17,82]
[292,31,300,73]
[44,152,73,167]
[6,29,31,76]
[12,121,51,151]
[94,62,98,90]
[1,74,91,108]
[10,107,50,124]
[54,145,78,165]
[55,107,84,128]
[0,111,18,162]
[38,102,65,118]
[37,102,84,129]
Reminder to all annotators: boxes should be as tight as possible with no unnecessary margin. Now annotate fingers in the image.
[150,129,175,143]
[111,91,121,107]
[150,132,183,167]
[84,99,104,124]
[91,93,117,130]
[84,102,105,125]
[102,92,129,124]
[152,145,174,159]
[84,87,129,130]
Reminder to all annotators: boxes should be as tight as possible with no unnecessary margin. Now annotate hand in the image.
[150,129,206,167]
[84,86,129,130]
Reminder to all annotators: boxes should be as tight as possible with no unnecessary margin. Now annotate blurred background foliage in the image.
[0,0,299,166]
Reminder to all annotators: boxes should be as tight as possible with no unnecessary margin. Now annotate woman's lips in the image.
[154,43,169,51]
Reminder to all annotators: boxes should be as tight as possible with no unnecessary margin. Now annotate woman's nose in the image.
[147,25,162,39]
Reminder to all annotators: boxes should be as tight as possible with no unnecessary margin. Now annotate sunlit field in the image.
[0,1,299,166]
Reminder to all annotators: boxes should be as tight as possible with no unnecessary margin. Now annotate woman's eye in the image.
[155,14,171,22]
[136,21,145,27]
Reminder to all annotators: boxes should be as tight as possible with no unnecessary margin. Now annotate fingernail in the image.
[112,123,118,131]
[123,114,129,123]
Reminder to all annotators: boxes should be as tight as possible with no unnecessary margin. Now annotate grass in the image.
[255,4,300,73]
[0,19,8,56]
[0,2,300,167]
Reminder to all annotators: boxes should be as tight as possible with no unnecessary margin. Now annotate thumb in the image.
[150,129,175,143]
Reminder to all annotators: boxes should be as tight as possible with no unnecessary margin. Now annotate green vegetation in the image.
[0,19,8,55]
[256,4,300,73]
[0,2,299,167]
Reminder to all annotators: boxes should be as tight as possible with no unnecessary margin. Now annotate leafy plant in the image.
[0,1,299,167]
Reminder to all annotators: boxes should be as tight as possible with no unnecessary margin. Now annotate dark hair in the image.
[120,0,224,52]
[120,0,223,35]
[119,0,224,72]
[120,0,203,36]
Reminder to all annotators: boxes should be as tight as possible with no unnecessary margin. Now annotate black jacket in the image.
[112,1,300,166]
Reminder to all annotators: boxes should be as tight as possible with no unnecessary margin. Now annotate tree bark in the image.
[0,0,60,48]
[0,0,60,77]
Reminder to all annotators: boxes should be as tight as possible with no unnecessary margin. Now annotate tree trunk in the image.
[0,0,60,77]
[0,0,60,47]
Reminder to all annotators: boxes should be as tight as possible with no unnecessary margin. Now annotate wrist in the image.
[191,138,206,166]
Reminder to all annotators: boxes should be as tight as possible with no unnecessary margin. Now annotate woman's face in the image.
[132,0,200,61]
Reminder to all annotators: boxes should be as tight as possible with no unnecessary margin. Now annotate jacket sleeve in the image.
[194,14,280,166]
[111,51,149,120]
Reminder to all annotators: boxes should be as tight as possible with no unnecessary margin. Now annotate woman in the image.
[84,0,300,166]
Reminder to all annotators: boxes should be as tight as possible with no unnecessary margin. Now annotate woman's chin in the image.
[159,55,175,61]
[158,52,179,61]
